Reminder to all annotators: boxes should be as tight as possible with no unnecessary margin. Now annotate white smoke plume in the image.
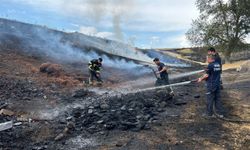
[7,0,134,41]
[86,0,107,23]
[86,0,134,41]
[0,18,189,74]
[0,18,151,71]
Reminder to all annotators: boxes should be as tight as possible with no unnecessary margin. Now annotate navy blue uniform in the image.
[205,62,223,116]
[157,63,169,85]
[214,53,222,73]
[214,53,223,90]
[214,53,222,66]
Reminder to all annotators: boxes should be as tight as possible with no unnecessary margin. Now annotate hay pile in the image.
[39,63,64,77]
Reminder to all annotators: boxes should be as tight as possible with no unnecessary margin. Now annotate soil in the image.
[0,47,250,150]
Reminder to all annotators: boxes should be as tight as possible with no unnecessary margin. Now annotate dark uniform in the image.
[88,59,102,83]
[214,53,222,72]
[214,52,223,89]
[205,61,223,116]
[157,62,169,85]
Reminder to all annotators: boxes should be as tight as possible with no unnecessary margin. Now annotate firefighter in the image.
[153,58,169,85]
[153,58,174,95]
[207,47,223,89]
[88,58,103,85]
[198,54,224,118]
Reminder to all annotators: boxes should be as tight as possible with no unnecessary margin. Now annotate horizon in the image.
[1,0,249,49]
[0,17,194,50]
[0,0,200,49]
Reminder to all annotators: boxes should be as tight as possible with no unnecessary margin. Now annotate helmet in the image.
[98,58,103,62]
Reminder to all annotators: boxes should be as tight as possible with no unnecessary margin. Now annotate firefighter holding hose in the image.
[153,58,174,95]
[197,54,224,118]
[207,47,223,89]
[88,58,103,85]
[153,58,169,85]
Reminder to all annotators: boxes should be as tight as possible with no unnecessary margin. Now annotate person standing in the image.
[88,58,103,85]
[198,54,224,118]
[207,47,223,89]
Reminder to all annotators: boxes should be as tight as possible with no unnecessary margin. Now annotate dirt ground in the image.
[79,69,250,150]
[0,48,250,150]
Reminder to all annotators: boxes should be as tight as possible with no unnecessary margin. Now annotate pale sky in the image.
[0,0,200,48]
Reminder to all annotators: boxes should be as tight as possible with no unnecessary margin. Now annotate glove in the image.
[197,78,202,83]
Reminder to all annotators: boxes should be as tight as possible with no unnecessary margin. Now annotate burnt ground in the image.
[0,48,250,150]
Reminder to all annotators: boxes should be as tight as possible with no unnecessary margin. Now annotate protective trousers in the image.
[206,87,223,116]
[89,70,102,83]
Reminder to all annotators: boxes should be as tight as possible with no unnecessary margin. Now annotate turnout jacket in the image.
[88,59,102,73]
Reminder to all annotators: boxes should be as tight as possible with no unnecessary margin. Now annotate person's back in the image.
[89,59,102,72]
[90,59,98,64]
[198,54,224,117]
[206,61,221,91]
[208,47,222,73]
[214,53,222,66]
[214,52,222,73]
[88,58,103,85]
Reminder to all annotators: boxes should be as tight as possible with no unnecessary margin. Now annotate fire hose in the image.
[135,79,198,93]
[214,113,250,123]
[135,67,250,123]
[134,80,250,123]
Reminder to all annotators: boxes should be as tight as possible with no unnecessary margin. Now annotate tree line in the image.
[186,0,250,61]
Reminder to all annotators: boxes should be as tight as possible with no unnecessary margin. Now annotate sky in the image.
[0,0,201,48]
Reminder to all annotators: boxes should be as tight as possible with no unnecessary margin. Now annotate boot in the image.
[97,81,103,86]
[89,78,93,85]
[168,87,174,97]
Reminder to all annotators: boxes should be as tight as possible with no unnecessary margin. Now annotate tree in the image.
[186,0,250,61]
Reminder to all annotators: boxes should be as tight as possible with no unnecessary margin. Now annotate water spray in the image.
[170,69,205,80]
[144,64,205,80]
[127,79,198,94]
[117,69,205,94]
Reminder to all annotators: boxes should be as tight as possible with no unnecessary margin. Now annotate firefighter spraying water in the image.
[152,58,174,95]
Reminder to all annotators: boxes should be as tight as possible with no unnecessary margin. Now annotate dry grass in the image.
[161,50,207,65]
[178,48,194,54]
[222,60,248,71]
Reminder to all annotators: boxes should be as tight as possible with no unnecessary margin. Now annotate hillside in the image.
[0,18,249,150]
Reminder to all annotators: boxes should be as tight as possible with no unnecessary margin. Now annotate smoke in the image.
[0,18,150,72]
[86,0,107,23]
[127,35,137,46]
[0,18,190,77]
[144,49,189,67]
[113,14,123,40]
[86,0,134,41]
[28,30,147,70]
